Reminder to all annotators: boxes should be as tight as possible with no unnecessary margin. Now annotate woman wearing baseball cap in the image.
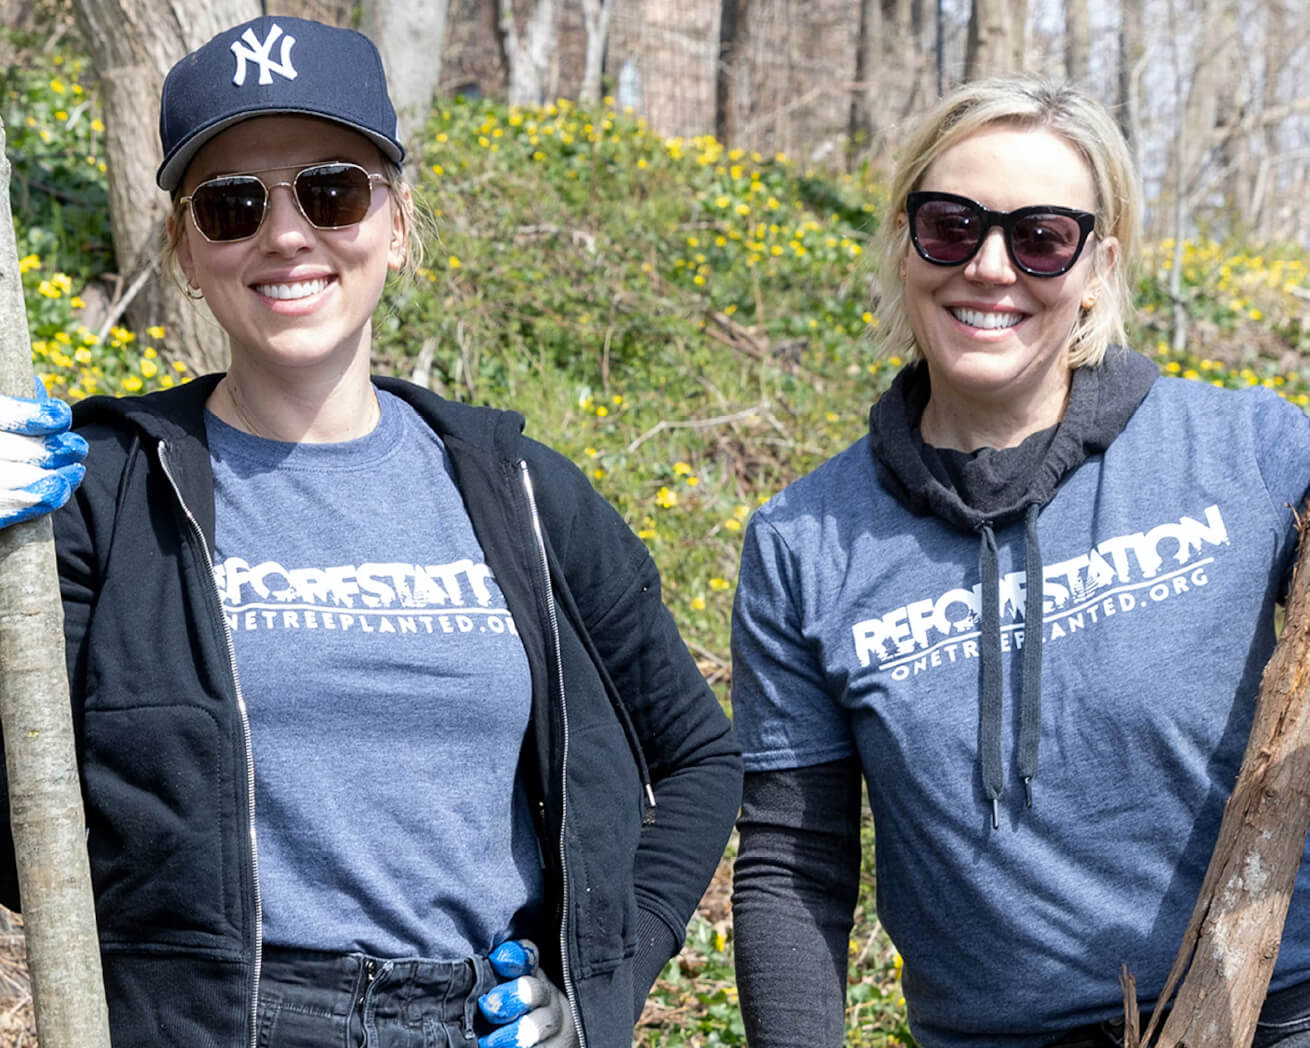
[0,15,740,1048]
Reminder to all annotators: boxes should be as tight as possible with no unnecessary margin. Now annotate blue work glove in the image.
[0,382,87,528]
[477,939,580,1048]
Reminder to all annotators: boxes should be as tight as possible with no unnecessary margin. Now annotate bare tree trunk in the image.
[848,0,878,167]
[1253,0,1289,237]
[965,0,1022,79]
[498,0,558,105]
[0,119,112,1048]
[578,0,617,103]
[1064,0,1090,84]
[361,0,451,165]
[1117,0,1145,170]
[70,0,258,377]
[1124,510,1310,1048]
[715,0,746,145]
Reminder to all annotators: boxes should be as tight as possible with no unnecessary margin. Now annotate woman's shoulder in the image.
[1143,372,1309,434]
[755,433,877,524]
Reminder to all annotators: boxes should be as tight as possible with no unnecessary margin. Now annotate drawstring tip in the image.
[990,797,1000,830]
[1023,776,1034,809]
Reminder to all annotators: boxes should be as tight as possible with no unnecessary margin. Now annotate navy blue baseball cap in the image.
[157,16,404,192]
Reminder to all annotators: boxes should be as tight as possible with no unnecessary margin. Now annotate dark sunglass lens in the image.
[295,165,374,228]
[1011,213,1082,273]
[191,177,266,241]
[914,199,982,264]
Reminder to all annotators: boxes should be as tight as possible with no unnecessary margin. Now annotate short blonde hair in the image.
[874,75,1141,368]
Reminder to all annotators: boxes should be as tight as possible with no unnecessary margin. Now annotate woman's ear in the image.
[1085,234,1120,304]
[388,184,411,272]
[170,213,199,291]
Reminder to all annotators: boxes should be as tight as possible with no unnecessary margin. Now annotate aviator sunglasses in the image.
[906,190,1097,277]
[179,162,389,243]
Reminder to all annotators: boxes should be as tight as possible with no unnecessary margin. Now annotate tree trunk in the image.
[1063,0,1090,84]
[498,0,557,106]
[578,0,617,103]
[847,0,877,168]
[715,0,745,145]
[1124,510,1310,1048]
[361,0,451,165]
[1117,0,1145,170]
[0,119,112,1048]
[965,0,1022,79]
[70,0,258,377]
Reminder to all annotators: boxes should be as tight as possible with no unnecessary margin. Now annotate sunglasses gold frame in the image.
[179,162,389,243]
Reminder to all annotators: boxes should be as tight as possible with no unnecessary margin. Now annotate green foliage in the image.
[7,35,1310,1045]
[3,44,113,280]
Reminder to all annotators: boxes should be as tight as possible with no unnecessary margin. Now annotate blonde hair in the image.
[874,75,1141,368]
[163,158,430,290]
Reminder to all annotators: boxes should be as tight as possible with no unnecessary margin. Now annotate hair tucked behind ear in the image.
[873,75,1142,368]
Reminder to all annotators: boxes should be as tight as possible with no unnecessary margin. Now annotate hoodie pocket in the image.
[82,705,231,945]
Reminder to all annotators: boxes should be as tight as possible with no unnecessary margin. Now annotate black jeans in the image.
[256,946,497,1048]
[1046,979,1310,1047]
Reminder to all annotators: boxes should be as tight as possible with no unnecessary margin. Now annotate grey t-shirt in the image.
[207,390,543,959]
[732,377,1310,1044]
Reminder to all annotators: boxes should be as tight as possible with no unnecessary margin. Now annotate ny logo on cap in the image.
[230,24,298,86]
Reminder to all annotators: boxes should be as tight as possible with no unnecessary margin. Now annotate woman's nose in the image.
[257,182,315,252]
[965,227,1016,284]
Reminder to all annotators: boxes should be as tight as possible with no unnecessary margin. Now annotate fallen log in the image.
[1125,505,1310,1047]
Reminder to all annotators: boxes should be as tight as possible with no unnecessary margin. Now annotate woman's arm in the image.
[733,759,863,1048]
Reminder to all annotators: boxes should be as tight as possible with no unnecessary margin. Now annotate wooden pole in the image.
[0,118,112,1047]
[1124,507,1310,1047]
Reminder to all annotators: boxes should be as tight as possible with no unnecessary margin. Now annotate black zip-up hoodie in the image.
[0,374,741,1048]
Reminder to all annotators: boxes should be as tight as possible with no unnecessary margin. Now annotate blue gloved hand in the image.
[0,382,87,529]
[477,939,580,1048]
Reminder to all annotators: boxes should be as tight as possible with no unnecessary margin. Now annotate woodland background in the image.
[2,0,1310,1043]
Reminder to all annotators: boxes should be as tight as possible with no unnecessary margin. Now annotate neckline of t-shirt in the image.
[204,388,414,472]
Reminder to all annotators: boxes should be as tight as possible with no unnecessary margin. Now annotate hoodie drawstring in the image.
[977,523,1004,829]
[976,504,1044,830]
[1017,504,1043,809]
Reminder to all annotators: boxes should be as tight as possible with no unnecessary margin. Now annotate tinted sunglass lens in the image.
[1011,214,1082,274]
[914,200,983,264]
[191,178,267,241]
[295,165,374,228]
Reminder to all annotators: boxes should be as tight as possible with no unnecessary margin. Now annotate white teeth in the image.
[256,279,329,300]
[952,307,1023,330]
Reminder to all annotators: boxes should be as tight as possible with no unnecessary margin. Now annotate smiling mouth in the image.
[950,307,1024,330]
[254,278,330,301]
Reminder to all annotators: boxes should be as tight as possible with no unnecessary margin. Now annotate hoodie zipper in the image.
[158,441,263,1048]
[518,461,587,1048]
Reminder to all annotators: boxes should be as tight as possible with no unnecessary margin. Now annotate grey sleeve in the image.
[732,758,863,1047]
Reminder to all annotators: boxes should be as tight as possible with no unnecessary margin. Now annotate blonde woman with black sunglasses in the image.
[730,76,1310,1048]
